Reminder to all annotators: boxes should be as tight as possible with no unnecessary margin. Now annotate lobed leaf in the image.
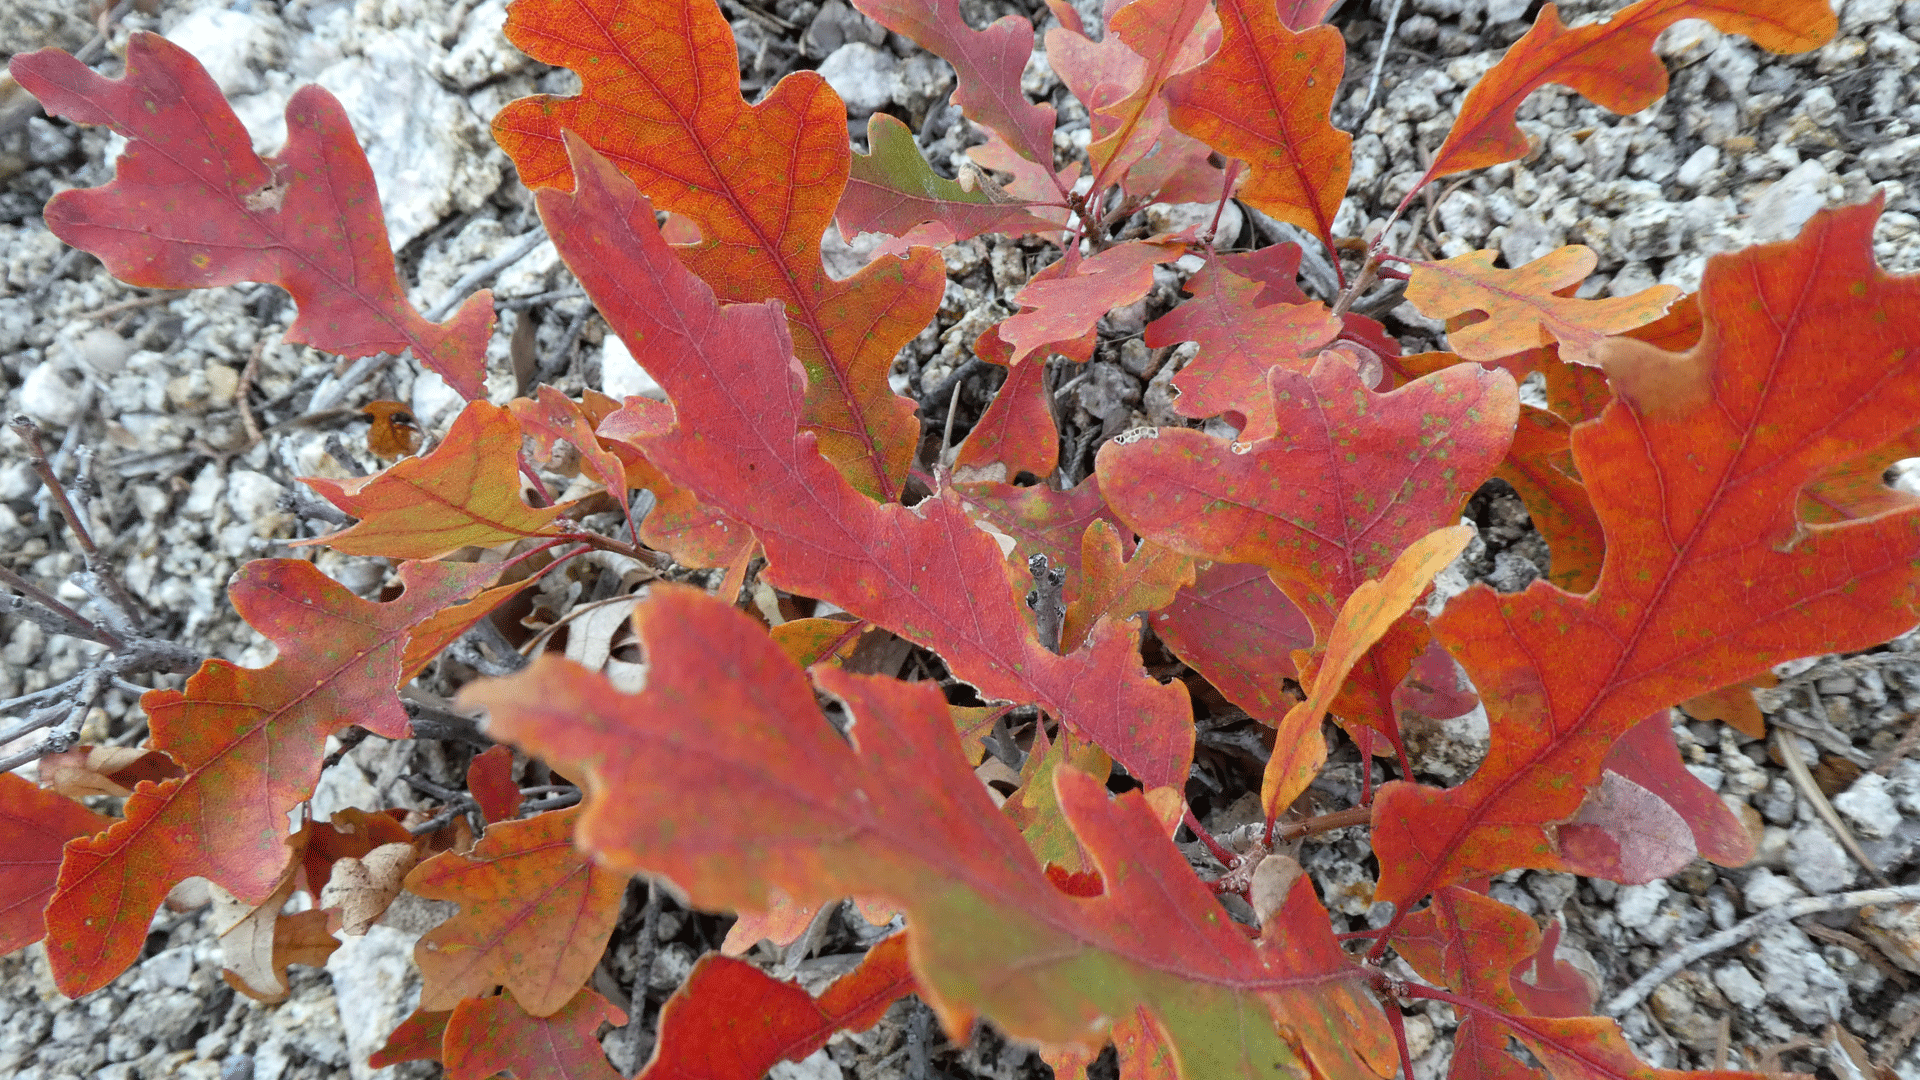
[303,402,568,560]
[1417,0,1835,189]
[492,0,944,501]
[1001,240,1187,365]
[539,140,1194,787]
[840,113,1063,254]
[470,585,1397,1079]
[407,804,628,1017]
[443,989,626,1080]
[1164,0,1350,250]
[1403,246,1680,366]
[8,35,490,399]
[1149,563,1315,726]
[638,933,916,1079]
[43,560,500,996]
[1373,200,1920,908]
[0,775,112,955]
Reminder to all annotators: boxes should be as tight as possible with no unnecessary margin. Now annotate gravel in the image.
[4,0,1920,1076]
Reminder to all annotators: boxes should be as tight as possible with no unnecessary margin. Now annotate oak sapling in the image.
[4,0,1913,1076]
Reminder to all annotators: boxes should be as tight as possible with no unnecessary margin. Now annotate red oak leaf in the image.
[406,804,628,1017]
[1149,563,1314,725]
[639,933,916,1079]
[1099,357,1517,639]
[1082,0,1219,193]
[1372,200,1920,909]
[467,745,523,825]
[0,775,112,954]
[952,354,1060,484]
[492,0,944,501]
[1395,887,1752,1080]
[303,402,568,560]
[370,1009,451,1068]
[852,0,1060,178]
[1559,711,1755,881]
[1001,241,1187,365]
[1164,0,1350,250]
[443,989,626,1080]
[1415,0,1834,190]
[8,35,488,399]
[42,559,500,996]
[539,139,1194,788]
[1497,405,1605,593]
[469,585,1397,1078]
[1145,258,1344,440]
[839,113,1063,254]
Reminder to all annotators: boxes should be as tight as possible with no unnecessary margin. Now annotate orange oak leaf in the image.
[1372,200,1920,910]
[1001,240,1187,365]
[399,574,538,684]
[0,774,112,954]
[1497,405,1604,593]
[720,894,902,956]
[839,113,1063,254]
[1164,0,1350,249]
[406,804,628,1017]
[1802,424,1920,524]
[443,989,626,1080]
[1099,357,1517,639]
[1679,675,1776,740]
[1395,886,1752,1080]
[303,402,567,560]
[1060,522,1195,654]
[540,140,1193,788]
[492,0,944,501]
[8,35,489,399]
[1145,258,1344,440]
[1403,246,1680,365]
[1416,0,1834,189]
[953,355,1060,484]
[639,933,916,1080]
[1266,527,1473,814]
[470,585,1396,1078]
[1083,0,1218,191]
[595,397,757,571]
[1149,563,1315,725]
[42,559,500,996]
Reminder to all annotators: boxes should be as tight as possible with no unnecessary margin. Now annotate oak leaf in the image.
[466,744,523,825]
[1164,0,1350,249]
[470,585,1397,1078]
[952,354,1060,483]
[8,35,490,399]
[1000,240,1187,365]
[443,989,626,1080]
[42,559,499,996]
[1373,200,1920,909]
[492,0,944,500]
[840,113,1063,254]
[370,1009,451,1068]
[1403,246,1680,365]
[1417,0,1834,188]
[406,804,628,1017]
[638,933,916,1079]
[540,141,1194,787]
[1149,563,1314,726]
[0,774,111,954]
[304,402,568,560]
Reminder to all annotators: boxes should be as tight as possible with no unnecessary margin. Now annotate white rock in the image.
[410,369,467,435]
[311,33,503,249]
[1834,772,1903,838]
[1714,963,1766,1009]
[771,1049,843,1080]
[75,327,135,375]
[17,361,85,427]
[1146,200,1243,242]
[1863,136,1920,182]
[183,465,227,520]
[1788,825,1858,892]
[328,926,426,1080]
[1610,201,1686,260]
[1743,867,1805,910]
[817,42,900,115]
[165,8,285,97]
[434,0,529,89]
[601,334,663,400]
[1614,881,1670,929]
[226,470,289,539]
[1844,0,1900,29]
[1676,145,1721,188]
[1749,159,1832,242]
[1756,925,1848,1025]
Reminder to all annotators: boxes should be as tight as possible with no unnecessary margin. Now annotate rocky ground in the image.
[3,0,1920,1076]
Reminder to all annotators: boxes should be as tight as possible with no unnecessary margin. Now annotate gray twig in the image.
[1025,553,1068,654]
[1603,883,1920,1016]
[1358,0,1407,120]
[425,228,549,322]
